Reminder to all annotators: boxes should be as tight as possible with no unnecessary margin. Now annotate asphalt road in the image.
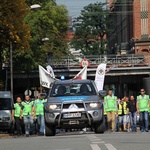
[0,131,150,150]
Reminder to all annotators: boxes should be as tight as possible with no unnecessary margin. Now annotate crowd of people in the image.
[12,93,46,137]
[11,88,150,137]
[103,88,150,133]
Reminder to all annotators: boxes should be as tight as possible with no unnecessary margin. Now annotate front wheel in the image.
[94,120,104,134]
[45,123,56,136]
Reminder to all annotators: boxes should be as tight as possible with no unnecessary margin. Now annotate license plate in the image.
[63,113,81,118]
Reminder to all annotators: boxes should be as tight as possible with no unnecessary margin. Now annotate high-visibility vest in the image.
[34,99,46,115]
[118,102,127,115]
[22,101,34,116]
[137,95,150,112]
[14,103,22,117]
[104,95,117,112]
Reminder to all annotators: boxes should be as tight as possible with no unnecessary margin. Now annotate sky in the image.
[56,0,106,18]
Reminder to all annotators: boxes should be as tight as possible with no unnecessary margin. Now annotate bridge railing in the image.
[51,54,150,68]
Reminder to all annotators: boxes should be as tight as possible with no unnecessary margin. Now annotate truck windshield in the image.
[51,83,97,97]
[0,98,12,110]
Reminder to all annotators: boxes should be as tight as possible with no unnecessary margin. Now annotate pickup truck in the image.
[44,79,105,136]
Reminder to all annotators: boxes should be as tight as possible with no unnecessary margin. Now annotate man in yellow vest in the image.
[22,95,34,137]
[33,93,47,135]
[12,96,23,136]
[104,89,118,132]
[137,88,150,132]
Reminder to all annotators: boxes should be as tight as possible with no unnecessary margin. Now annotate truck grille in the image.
[63,103,84,109]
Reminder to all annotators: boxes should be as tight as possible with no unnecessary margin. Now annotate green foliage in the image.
[71,2,109,55]
[0,0,31,74]
[24,1,69,68]
[0,0,31,49]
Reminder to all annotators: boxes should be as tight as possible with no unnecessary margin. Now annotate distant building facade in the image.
[107,0,150,55]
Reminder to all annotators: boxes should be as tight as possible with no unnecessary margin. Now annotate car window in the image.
[0,98,12,110]
[50,83,96,97]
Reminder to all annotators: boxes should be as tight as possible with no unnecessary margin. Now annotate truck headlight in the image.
[49,104,61,110]
[89,103,100,108]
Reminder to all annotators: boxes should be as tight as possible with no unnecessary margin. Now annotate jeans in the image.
[37,114,45,133]
[114,117,119,131]
[139,111,149,131]
[129,112,137,131]
[23,115,34,135]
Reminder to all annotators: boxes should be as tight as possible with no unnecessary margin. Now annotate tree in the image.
[71,2,109,55]
[0,0,31,50]
[0,0,31,89]
[23,1,69,68]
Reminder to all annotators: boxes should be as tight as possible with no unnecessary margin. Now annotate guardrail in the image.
[51,54,150,69]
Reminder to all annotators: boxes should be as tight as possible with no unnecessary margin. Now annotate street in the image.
[0,131,150,150]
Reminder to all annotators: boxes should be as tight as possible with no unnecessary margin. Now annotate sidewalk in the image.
[0,133,13,139]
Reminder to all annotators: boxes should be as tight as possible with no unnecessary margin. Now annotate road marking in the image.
[92,141,105,144]
[50,149,73,150]
[105,143,117,150]
[90,139,102,141]
[91,144,101,150]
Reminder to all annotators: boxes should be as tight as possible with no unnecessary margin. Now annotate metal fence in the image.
[51,54,150,69]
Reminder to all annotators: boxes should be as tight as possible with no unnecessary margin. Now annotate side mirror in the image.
[40,93,47,99]
[98,90,106,97]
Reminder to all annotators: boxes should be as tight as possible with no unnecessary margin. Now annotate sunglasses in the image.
[141,91,145,92]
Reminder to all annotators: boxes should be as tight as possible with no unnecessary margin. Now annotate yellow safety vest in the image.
[118,102,127,115]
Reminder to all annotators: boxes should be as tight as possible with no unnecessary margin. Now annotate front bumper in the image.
[45,101,103,128]
[0,121,12,130]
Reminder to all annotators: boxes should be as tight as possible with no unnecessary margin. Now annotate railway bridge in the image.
[13,54,150,98]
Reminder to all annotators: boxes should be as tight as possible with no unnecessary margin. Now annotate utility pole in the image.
[10,41,13,96]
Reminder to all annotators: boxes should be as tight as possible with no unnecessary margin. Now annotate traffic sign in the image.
[80,58,90,68]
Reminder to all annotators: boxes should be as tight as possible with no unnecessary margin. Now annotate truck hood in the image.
[47,95,100,103]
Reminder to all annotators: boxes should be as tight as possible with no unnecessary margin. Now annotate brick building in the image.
[107,0,150,56]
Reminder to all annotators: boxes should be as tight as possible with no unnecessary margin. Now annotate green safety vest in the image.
[137,95,150,112]
[34,99,46,115]
[118,102,127,115]
[22,101,34,116]
[104,95,117,112]
[14,103,22,117]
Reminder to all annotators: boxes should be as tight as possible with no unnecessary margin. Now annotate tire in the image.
[45,123,56,136]
[94,120,104,134]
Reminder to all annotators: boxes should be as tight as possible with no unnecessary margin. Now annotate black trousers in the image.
[14,117,23,134]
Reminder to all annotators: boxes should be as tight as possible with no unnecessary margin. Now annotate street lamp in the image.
[9,4,41,96]
[30,4,41,10]
[10,41,13,96]
[42,37,53,65]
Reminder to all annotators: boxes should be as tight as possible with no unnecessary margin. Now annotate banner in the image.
[73,66,87,80]
[105,65,116,74]
[94,63,107,91]
[39,65,55,88]
[46,65,55,78]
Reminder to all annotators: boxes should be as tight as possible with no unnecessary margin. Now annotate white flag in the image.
[39,65,55,88]
[73,66,87,80]
[46,65,55,78]
[94,63,107,91]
